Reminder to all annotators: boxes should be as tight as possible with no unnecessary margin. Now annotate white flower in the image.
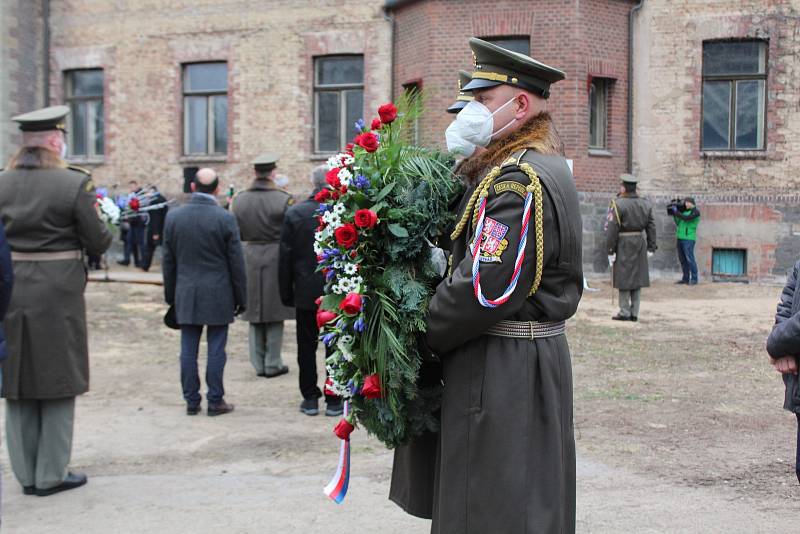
[327,213,342,229]
[333,203,346,215]
[313,242,323,255]
[314,230,325,243]
[341,154,355,166]
[337,168,353,186]
[326,155,343,170]
[343,263,358,275]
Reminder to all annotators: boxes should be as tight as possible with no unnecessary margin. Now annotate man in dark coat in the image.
[606,173,657,321]
[162,168,246,416]
[766,259,800,483]
[399,39,583,534]
[232,154,294,378]
[279,165,342,417]
[140,185,168,272]
[118,180,146,267]
[0,105,112,496]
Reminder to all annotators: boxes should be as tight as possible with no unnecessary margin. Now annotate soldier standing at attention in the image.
[0,105,112,496]
[420,39,583,533]
[232,154,294,378]
[606,173,657,321]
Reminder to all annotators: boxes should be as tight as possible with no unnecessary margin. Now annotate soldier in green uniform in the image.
[0,105,112,496]
[232,154,295,378]
[446,70,474,113]
[397,38,583,533]
[606,173,657,321]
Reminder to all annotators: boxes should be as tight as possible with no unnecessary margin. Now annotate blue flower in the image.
[335,319,345,330]
[326,270,336,282]
[354,118,366,133]
[322,333,337,346]
[318,203,330,213]
[353,174,370,190]
[354,317,366,332]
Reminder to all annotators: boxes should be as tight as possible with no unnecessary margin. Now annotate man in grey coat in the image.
[163,168,246,416]
[0,105,112,496]
[232,154,294,378]
[606,174,657,322]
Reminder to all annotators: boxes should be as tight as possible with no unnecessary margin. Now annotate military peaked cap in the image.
[252,153,279,172]
[462,38,565,99]
[447,70,475,114]
[12,105,70,132]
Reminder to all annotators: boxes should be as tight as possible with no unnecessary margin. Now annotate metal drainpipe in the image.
[382,8,396,101]
[627,0,644,173]
[43,0,51,106]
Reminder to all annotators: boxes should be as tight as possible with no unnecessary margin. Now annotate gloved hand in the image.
[429,245,448,278]
[647,251,654,258]
[608,254,616,266]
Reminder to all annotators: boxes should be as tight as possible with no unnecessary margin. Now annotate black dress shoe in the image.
[186,404,201,416]
[116,260,130,266]
[208,401,235,416]
[300,398,319,416]
[325,401,344,417]
[256,372,266,377]
[264,365,289,378]
[675,280,688,285]
[630,316,638,322]
[23,485,35,495]
[611,314,631,321]
[36,472,87,497]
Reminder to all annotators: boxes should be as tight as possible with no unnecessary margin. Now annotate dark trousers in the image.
[180,324,228,407]
[124,224,145,266]
[140,238,159,271]
[677,238,698,282]
[796,414,800,484]
[296,308,337,404]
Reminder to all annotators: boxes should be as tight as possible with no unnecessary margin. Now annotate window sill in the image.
[66,157,105,166]
[178,155,228,164]
[701,150,768,159]
[310,154,336,161]
[588,148,613,157]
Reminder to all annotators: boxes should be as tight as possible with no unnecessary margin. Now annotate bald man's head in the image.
[192,168,219,195]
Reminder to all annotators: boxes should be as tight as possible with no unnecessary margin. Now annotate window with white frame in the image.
[65,69,104,158]
[314,55,364,153]
[183,62,228,156]
[701,40,767,150]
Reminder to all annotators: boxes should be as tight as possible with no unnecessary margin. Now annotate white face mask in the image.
[446,97,518,151]
[445,121,478,158]
[275,175,289,188]
[60,141,68,159]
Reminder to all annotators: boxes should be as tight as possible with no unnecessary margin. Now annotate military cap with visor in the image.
[252,153,279,173]
[447,70,475,114]
[619,173,639,184]
[12,105,70,132]
[463,38,565,99]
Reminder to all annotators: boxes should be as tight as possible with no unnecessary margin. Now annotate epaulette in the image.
[68,164,92,176]
[493,149,535,199]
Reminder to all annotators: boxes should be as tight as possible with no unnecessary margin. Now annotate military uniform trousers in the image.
[618,288,641,319]
[249,322,285,375]
[6,397,75,490]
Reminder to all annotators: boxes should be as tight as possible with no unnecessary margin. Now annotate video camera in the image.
[666,198,687,215]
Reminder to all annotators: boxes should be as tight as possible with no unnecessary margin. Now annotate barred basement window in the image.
[712,248,747,278]
[183,62,228,156]
[701,40,767,150]
[314,55,364,153]
[589,79,609,149]
[65,69,104,158]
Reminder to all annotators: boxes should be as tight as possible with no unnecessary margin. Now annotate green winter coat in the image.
[674,208,700,241]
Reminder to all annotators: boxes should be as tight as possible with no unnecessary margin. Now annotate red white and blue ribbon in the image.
[471,190,533,308]
[324,402,351,504]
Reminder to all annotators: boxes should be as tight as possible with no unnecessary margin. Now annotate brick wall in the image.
[46,0,391,197]
[390,0,636,193]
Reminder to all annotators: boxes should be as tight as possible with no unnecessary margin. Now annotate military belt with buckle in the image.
[485,319,566,340]
[11,249,82,262]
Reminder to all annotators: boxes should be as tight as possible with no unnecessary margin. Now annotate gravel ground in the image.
[1,278,797,533]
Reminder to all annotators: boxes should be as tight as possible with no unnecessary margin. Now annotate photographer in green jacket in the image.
[668,197,700,285]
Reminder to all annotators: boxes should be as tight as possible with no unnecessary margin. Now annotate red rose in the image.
[339,293,363,315]
[334,419,355,440]
[129,197,140,211]
[362,374,383,399]
[371,118,382,130]
[335,224,358,248]
[314,188,331,202]
[354,209,378,229]
[315,296,323,307]
[378,103,398,124]
[326,168,342,189]
[316,310,337,328]
[355,132,380,153]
